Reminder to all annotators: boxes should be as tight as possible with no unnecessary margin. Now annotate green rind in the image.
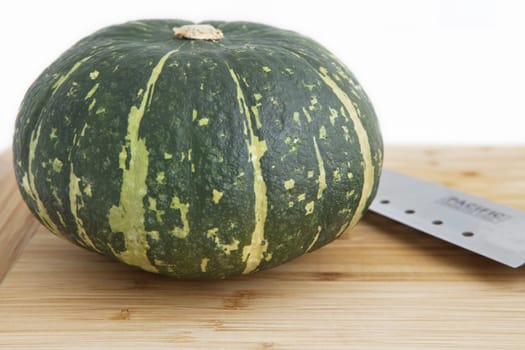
[13,19,383,279]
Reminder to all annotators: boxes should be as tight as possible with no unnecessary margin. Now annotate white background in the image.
[1,0,524,152]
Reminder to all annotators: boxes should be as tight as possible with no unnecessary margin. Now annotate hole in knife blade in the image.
[405,209,415,214]
[462,232,474,237]
[380,199,390,204]
[432,220,443,225]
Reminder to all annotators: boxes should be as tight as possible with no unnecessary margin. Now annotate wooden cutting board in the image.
[1,146,524,349]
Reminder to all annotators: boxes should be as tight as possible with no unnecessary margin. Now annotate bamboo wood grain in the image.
[0,146,524,349]
[0,151,38,282]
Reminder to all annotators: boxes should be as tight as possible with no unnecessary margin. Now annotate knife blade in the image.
[369,169,525,267]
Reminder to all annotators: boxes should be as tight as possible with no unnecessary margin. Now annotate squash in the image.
[13,20,383,278]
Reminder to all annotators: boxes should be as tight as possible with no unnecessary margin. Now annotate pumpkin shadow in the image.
[27,228,290,315]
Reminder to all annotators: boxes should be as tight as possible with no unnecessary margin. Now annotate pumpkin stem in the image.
[172,24,223,41]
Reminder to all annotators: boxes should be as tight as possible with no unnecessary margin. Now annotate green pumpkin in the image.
[13,20,383,279]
